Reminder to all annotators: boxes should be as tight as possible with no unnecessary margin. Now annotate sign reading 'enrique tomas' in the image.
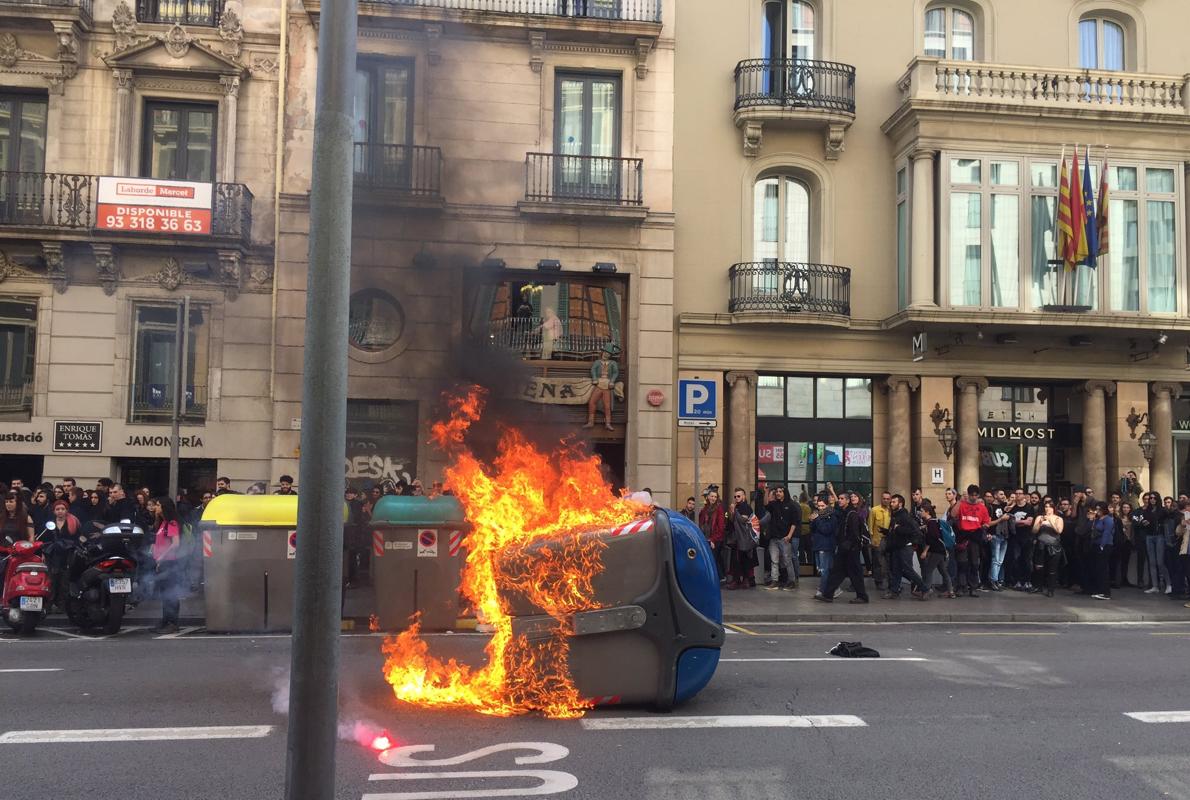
[53,421,102,452]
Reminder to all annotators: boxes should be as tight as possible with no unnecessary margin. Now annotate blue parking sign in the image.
[678,379,717,425]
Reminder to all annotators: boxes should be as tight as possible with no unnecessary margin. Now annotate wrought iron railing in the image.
[375,0,662,23]
[130,383,208,423]
[136,0,223,25]
[0,171,253,242]
[734,59,857,114]
[486,315,618,360]
[353,143,443,198]
[10,0,93,23]
[0,381,33,413]
[728,262,851,316]
[525,152,643,206]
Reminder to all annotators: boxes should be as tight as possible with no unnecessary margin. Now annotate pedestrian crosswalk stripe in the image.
[1125,711,1190,724]
[580,715,866,731]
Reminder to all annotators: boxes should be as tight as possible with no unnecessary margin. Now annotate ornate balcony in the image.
[135,0,224,26]
[733,59,856,159]
[0,0,93,26]
[130,382,208,424]
[728,262,851,323]
[375,0,660,22]
[519,152,647,221]
[353,143,444,208]
[886,56,1190,133]
[0,171,254,246]
[0,380,33,415]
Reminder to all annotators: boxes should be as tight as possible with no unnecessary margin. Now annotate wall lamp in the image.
[537,259,562,271]
[1126,406,1157,465]
[930,403,957,458]
[481,257,506,269]
[593,262,618,274]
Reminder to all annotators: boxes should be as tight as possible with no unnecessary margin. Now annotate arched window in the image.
[924,4,975,60]
[763,0,816,62]
[1079,16,1125,70]
[754,175,811,264]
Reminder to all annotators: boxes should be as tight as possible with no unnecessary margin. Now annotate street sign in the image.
[678,379,717,427]
[96,176,213,235]
[931,467,944,485]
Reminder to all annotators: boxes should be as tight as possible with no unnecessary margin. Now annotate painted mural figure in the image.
[585,343,619,431]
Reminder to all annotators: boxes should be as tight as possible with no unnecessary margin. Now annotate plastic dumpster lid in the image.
[370,495,466,526]
[200,494,349,527]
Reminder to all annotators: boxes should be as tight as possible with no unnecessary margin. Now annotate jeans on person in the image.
[956,538,982,591]
[157,558,181,626]
[815,549,833,595]
[1146,535,1169,589]
[920,552,953,594]
[821,547,868,601]
[887,545,927,595]
[988,536,1008,584]
[1093,545,1113,597]
[867,543,888,587]
[1166,550,1187,596]
[769,537,795,584]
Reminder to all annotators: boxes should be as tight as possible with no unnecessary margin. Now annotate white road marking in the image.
[720,657,927,663]
[1125,711,1190,724]
[580,715,866,731]
[154,626,202,640]
[365,770,578,800]
[0,668,63,673]
[41,628,93,640]
[0,725,274,744]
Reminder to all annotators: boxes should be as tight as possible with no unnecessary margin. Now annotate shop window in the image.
[758,376,785,416]
[0,298,36,419]
[129,303,208,424]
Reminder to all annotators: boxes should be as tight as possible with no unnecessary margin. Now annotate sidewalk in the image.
[721,584,1190,624]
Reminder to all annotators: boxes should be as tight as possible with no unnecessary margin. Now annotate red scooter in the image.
[1,521,54,635]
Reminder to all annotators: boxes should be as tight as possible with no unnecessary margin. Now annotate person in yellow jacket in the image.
[867,491,892,590]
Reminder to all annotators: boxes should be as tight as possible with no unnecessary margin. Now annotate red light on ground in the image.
[371,733,392,752]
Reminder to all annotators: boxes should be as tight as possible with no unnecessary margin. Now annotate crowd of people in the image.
[686,474,1190,608]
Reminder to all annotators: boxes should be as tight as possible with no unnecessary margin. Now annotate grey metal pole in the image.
[167,298,184,500]
[283,0,356,794]
[692,427,700,508]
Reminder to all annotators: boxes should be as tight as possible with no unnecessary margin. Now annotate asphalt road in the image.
[1,621,1189,800]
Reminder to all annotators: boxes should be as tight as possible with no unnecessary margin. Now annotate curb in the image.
[724,611,1190,624]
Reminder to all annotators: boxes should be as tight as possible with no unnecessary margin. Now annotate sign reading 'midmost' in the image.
[96,177,213,235]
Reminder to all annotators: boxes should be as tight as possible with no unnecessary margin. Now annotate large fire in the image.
[381,387,648,718]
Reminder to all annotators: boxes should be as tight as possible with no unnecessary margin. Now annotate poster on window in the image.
[95,177,213,235]
[757,442,785,464]
[844,447,872,468]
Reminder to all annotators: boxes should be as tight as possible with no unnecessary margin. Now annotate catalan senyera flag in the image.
[1067,147,1089,270]
[1097,150,1110,259]
[1082,145,1099,268]
[1057,154,1077,270]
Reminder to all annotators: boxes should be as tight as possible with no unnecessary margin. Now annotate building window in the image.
[555,73,621,200]
[940,153,1180,314]
[142,101,217,182]
[346,399,418,490]
[754,175,810,264]
[763,0,817,61]
[349,290,405,353]
[924,5,975,60]
[353,60,413,185]
[756,375,870,418]
[1079,16,1125,71]
[0,94,47,173]
[130,303,209,424]
[896,165,909,309]
[0,298,36,418]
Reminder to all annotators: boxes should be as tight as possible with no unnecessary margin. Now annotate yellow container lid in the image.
[200,494,349,527]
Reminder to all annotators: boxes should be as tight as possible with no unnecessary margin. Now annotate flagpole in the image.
[1055,144,1066,307]
[1071,143,1082,307]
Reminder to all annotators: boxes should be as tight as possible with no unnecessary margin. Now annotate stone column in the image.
[909,149,936,308]
[219,75,241,183]
[111,69,134,176]
[955,376,988,492]
[1150,382,1181,496]
[725,371,756,498]
[886,375,919,495]
[1081,380,1116,498]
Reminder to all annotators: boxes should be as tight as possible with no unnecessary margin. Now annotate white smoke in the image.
[270,668,390,748]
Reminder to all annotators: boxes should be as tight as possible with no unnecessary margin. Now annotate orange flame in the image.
[382,386,647,718]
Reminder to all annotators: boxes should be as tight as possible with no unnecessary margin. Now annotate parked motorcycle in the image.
[64,519,143,635]
[1,522,54,635]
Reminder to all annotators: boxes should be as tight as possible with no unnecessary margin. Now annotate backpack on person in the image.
[938,517,957,550]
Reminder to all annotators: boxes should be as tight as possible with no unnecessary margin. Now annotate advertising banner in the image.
[95,177,213,235]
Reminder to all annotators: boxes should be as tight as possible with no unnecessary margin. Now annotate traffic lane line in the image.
[0,725,275,744]
[580,715,866,731]
[0,668,63,673]
[720,657,928,663]
[1125,711,1190,724]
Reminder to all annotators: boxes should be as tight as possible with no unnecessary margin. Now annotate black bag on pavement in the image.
[828,641,880,658]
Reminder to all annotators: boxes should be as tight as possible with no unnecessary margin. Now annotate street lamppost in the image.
[1126,406,1157,468]
[930,403,957,458]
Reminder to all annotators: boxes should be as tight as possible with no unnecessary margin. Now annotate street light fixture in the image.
[930,403,957,458]
[697,426,715,455]
[1126,406,1157,466]
[1138,428,1157,464]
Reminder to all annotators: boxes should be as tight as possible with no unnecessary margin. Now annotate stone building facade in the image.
[274,0,676,503]
[0,0,280,490]
[675,0,1190,504]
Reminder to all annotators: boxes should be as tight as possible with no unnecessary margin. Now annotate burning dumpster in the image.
[370,495,468,632]
[500,507,723,709]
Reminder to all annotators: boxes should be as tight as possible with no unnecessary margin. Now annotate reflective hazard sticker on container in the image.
[417,529,438,558]
[610,518,655,537]
[202,531,212,558]
[448,530,464,556]
[373,530,385,558]
[287,530,297,559]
